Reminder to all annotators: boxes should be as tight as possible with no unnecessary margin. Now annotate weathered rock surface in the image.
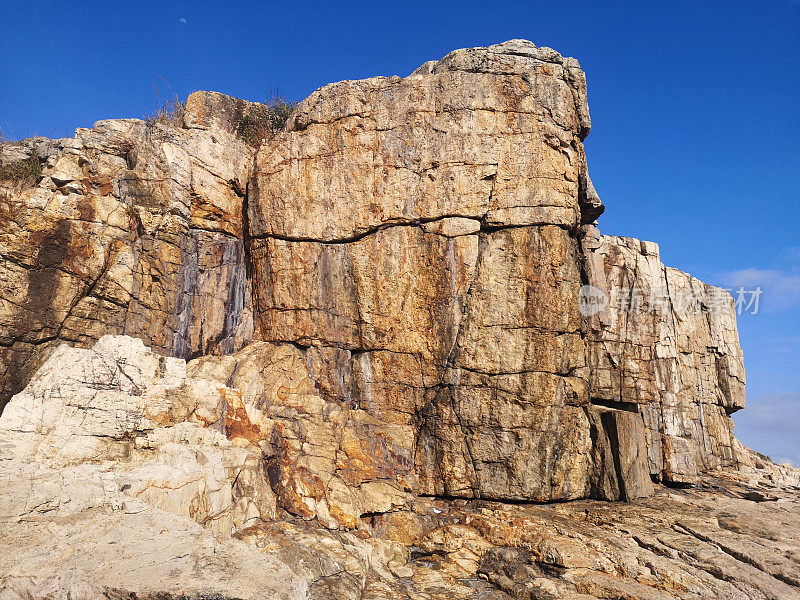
[1,39,797,599]
[246,39,747,504]
[583,228,747,485]
[1,336,799,600]
[0,94,257,411]
[249,40,615,503]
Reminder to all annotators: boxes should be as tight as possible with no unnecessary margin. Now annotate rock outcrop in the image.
[1,40,798,599]
[246,39,745,506]
[0,93,257,411]
[251,41,593,504]
[583,229,747,486]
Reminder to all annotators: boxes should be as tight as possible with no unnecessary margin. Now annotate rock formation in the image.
[0,92,258,410]
[1,40,798,599]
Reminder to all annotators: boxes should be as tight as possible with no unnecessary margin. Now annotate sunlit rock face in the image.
[246,39,743,503]
[0,40,748,507]
[583,230,747,486]
[1,39,798,600]
[0,336,796,600]
[249,40,600,504]
[0,93,258,412]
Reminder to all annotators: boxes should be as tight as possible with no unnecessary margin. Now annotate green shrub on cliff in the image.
[0,156,43,187]
[237,92,298,145]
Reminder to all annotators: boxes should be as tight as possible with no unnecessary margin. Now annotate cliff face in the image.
[250,41,598,506]
[1,40,798,600]
[0,95,258,410]
[583,230,747,483]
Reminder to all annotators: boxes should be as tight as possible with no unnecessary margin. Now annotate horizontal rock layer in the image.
[245,39,745,504]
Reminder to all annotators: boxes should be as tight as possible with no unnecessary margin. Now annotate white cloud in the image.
[734,393,800,466]
[719,268,800,312]
[774,453,800,467]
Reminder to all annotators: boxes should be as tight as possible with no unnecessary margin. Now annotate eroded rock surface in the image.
[0,92,257,411]
[1,336,798,600]
[249,40,616,503]
[245,39,748,504]
[583,228,747,485]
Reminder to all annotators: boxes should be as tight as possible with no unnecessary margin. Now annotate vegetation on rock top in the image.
[145,97,187,128]
[0,155,43,187]
[237,92,298,145]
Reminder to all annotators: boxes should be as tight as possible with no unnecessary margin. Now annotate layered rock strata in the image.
[245,40,743,505]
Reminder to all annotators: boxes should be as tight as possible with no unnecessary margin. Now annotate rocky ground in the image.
[0,336,798,600]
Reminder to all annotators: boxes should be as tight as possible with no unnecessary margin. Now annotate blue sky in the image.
[2,0,798,463]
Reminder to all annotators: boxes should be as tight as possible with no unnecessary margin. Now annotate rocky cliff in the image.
[1,40,798,600]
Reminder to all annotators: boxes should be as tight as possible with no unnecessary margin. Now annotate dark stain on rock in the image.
[76,196,96,222]
[26,219,72,319]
